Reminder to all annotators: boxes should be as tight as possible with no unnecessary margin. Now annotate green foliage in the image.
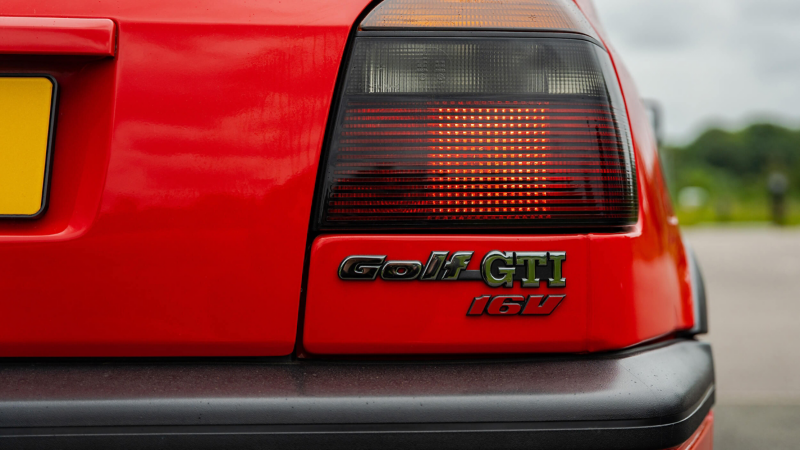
[660,123,800,225]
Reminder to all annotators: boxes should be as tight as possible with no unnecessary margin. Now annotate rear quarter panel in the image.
[0,0,371,356]
[299,0,695,355]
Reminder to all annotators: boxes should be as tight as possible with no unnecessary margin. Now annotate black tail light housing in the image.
[316,1,638,231]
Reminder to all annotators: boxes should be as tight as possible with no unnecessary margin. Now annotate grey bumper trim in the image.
[0,340,714,450]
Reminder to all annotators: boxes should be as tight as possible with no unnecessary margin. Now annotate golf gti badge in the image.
[338,251,567,316]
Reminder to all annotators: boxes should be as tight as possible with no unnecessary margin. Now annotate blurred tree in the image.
[665,124,800,189]
[662,123,800,223]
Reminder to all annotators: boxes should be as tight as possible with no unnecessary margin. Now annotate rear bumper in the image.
[0,339,713,450]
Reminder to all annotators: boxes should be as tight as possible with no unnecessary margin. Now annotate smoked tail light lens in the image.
[317,34,637,231]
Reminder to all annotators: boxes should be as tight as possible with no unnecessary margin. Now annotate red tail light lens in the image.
[317,37,637,230]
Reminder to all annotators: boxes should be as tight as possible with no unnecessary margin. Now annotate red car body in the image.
[0,0,691,358]
[0,1,714,449]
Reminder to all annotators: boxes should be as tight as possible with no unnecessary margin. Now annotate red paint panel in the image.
[303,227,689,355]
[303,235,588,355]
[673,411,713,450]
[0,0,372,356]
[0,17,116,56]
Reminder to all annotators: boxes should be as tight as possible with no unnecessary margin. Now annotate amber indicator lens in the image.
[360,0,598,39]
[319,38,637,230]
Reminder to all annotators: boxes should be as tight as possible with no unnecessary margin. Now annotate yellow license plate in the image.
[0,76,56,218]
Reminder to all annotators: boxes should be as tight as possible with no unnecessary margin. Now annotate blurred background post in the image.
[769,172,788,225]
[595,1,800,448]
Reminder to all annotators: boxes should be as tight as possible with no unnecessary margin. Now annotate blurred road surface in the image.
[684,227,800,449]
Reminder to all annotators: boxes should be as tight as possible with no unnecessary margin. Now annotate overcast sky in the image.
[593,0,800,143]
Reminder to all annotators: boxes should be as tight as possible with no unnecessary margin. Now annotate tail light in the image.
[316,0,637,231]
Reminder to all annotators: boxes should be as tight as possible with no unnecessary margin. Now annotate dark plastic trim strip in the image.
[357,30,606,50]
[683,244,709,335]
[0,340,714,449]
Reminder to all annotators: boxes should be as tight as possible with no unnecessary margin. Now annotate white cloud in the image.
[594,0,800,143]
